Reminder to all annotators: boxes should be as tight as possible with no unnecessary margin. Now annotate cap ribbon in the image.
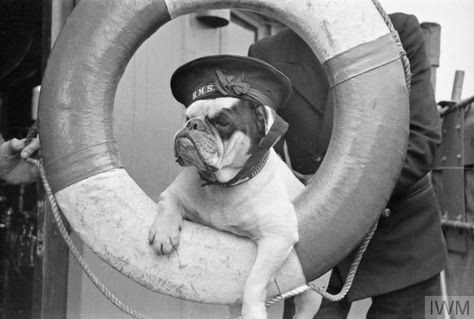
[215,70,250,96]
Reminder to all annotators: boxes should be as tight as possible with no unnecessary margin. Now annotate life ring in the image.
[38,0,409,304]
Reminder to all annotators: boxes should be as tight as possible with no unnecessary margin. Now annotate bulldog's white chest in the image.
[186,184,264,239]
[168,150,303,241]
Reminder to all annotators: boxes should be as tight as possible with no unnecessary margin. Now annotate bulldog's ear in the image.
[255,105,275,136]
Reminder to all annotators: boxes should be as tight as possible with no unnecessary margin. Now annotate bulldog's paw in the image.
[148,212,182,255]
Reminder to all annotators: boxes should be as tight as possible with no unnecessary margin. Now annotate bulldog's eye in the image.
[213,114,231,127]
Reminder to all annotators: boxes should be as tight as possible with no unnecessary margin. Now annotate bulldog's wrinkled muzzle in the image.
[174,119,219,172]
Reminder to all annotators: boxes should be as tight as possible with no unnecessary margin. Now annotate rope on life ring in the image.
[37,0,410,310]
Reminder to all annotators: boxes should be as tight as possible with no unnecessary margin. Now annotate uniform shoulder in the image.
[255,28,295,47]
[389,12,421,36]
[249,28,301,60]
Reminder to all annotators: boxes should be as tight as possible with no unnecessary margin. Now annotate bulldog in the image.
[148,55,325,319]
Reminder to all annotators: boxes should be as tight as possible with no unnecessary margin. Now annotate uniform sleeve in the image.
[248,43,265,63]
[392,14,441,195]
[248,43,258,59]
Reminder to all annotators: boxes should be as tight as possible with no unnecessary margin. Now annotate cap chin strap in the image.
[199,114,288,187]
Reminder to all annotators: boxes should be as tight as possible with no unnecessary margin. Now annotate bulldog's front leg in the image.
[242,236,296,319]
[148,189,184,255]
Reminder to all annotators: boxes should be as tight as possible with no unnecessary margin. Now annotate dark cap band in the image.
[170,55,292,110]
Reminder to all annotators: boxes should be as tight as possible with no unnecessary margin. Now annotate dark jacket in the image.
[249,13,447,300]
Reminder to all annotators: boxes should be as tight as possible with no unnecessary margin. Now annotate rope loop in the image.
[264,221,378,306]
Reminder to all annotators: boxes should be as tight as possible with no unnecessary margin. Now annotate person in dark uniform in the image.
[249,13,447,318]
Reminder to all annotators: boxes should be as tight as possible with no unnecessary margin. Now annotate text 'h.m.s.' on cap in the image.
[170,55,292,110]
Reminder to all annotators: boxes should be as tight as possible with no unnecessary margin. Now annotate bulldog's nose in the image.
[186,118,206,131]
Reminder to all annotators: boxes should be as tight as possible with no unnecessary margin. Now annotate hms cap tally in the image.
[170,55,292,110]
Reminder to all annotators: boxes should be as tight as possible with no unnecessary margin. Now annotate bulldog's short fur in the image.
[149,97,324,319]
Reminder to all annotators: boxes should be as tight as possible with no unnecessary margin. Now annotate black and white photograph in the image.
[0,0,473,318]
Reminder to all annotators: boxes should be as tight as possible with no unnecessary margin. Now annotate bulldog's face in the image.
[174,97,273,182]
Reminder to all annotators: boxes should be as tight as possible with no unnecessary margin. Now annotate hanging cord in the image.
[371,0,412,93]
[24,127,152,319]
[267,221,378,305]
[232,222,378,319]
